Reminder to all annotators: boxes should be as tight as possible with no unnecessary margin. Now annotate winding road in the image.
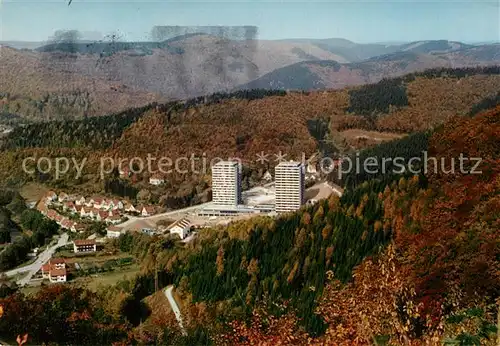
[164,286,187,336]
[4,233,70,286]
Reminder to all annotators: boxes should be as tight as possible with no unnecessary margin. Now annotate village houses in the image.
[58,192,69,203]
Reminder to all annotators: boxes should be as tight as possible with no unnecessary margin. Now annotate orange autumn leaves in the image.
[0,304,29,346]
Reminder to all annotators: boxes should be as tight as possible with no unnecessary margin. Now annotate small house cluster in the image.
[41,191,158,226]
[37,200,86,233]
[119,166,166,186]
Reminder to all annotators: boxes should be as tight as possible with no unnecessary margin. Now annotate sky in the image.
[1,0,499,43]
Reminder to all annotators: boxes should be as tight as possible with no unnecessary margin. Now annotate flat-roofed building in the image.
[212,160,242,206]
[275,161,305,213]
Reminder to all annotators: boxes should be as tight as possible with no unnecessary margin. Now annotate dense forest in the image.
[346,77,409,116]
[0,190,62,271]
[0,106,498,345]
[0,89,287,150]
[335,131,431,189]
[468,91,500,116]
[0,208,60,271]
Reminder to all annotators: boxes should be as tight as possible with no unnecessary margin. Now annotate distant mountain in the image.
[284,39,480,62]
[1,35,498,120]
[0,41,45,50]
[237,45,500,91]
[34,33,205,55]
[0,46,162,121]
[397,40,473,53]
[1,34,348,105]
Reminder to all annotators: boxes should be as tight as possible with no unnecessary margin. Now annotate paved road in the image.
[118,202,211,228]
[118,181,338,228]
[325,182,344,197]
[164,286,187,336]
[4,233,70,286]
[118,183,276,228]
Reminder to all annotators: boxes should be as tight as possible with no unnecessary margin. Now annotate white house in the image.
[80,206,94,218]
[63,202,77,213]
[262,171,273,182]
[149,175,165,186]
[107,214,122,225]
[58,192,69,203]
[141,206,156,217]
[110,199,124,210]
[101,199,112,210]
[106,226,125,238]
[49,268,67,283]
[75,196,86,206]
[124,203,138,213]
[92,198,104,209]
[96,210,110,222]
[42,258,67,283]
[167,218,192,240]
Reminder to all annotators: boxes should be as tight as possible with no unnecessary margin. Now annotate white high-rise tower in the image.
[211,160,242,206]
[275,161,305,213]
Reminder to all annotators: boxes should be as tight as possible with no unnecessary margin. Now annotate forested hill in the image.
[0,67,499,203]
[2,66,499,152]
[0,104,498,345]
[130,105,500,344]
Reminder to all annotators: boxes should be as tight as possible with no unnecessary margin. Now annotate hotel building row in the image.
[211,160,305,213]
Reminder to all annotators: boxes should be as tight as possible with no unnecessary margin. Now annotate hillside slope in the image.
[25,35,348,100]
[0,67,499,203]
[0,46,162,121]
[216,106,500,345]
[2,36,498,118]
[238,46,500,91]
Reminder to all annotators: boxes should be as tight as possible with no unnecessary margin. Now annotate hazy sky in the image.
[1,0,499,43]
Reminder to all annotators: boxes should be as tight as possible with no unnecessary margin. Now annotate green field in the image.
[71,264,141,291]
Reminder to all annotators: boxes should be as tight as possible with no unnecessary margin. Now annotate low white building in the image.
[42,258,67,283]
[149,175,165,186]
[262,171,273,181]
[73,239,97,253]
[167,218,192,240]
[106,226,125,238]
